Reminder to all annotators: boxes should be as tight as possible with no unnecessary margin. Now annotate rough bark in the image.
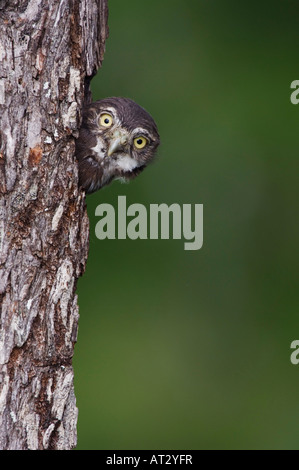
[0,0,108,450]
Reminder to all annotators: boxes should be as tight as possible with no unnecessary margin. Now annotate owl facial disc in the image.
[75,97,160,194]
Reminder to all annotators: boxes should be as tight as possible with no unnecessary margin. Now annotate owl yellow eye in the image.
[99,113,113,127]
[134,136,147,149]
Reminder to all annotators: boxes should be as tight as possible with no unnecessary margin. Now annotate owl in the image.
[75,97,160,194]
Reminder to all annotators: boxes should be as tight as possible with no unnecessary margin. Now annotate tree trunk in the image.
[0,0,108,450]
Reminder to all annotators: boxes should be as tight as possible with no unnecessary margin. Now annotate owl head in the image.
[75,97,160,193]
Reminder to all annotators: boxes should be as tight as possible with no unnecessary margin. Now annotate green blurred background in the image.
[74,0,299,449]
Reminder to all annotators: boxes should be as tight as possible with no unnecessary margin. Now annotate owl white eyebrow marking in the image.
[101,107,116,116]
[132,127,150,137]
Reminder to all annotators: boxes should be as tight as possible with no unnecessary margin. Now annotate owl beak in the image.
[107,138,122,157]
[107,132,128,157]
